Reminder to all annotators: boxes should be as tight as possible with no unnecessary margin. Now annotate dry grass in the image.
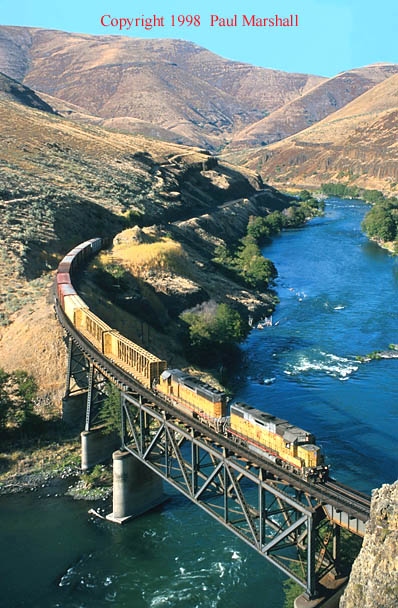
[0,292,66,399]
[102,237,188,277]
[0,437,80,482]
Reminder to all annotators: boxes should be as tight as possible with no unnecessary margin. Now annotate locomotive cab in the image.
[157,369,227,419]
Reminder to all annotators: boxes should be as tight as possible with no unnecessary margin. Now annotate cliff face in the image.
[340,482,398,608]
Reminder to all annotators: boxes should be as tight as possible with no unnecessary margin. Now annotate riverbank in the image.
[369,237,397,254]
[0,433,115,500]
[0,434,80,495]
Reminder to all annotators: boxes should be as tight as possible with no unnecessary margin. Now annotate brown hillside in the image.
[36,90,198,146]
[0,71,56,113]
[243,74,398,193]
[229,63,398,149]
[0,25,324,150]
[0,89,288,399]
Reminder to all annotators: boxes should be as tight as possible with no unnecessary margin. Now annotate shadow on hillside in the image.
[24,198,125,280]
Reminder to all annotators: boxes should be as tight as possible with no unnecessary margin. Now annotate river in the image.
[1,198,397,608]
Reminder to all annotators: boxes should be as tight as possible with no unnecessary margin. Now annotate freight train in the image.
[55,238,329,482]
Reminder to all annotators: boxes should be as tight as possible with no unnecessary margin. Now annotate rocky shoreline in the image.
[0,437,113,500]
[0,461,113,501]
[340,482,398,608]
[0,462,77,496]
[356,345,398,362]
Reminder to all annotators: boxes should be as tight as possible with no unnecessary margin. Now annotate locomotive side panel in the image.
[175,382,224,418]
[157,370,226,419]
[230,411,303,469]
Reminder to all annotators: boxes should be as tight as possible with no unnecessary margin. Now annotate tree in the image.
[98,383,121,434]
[0,369,39,432]
[282,206,306,227]
[8,370,37,427]
[264,211,284,234]
[363,190,384,204]
[212,303,247,345]
[181,301,248,353]
[362,207,396,242]
[213,244,234,266]
[235,240,278,288]
[0,369,10,431]
[247,216,271,240]
[299,190,312,201]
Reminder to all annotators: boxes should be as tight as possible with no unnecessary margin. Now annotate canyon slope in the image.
[241,73,398,193]
[0,75,289,399]
[229,63,398,148]
[0,25,325,150]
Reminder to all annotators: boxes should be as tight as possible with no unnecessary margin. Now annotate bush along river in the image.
[1,197,397,608]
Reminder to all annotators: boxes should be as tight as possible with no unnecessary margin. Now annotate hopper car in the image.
[55,238,328,482]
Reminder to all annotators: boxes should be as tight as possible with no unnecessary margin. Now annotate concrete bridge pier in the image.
[294,575,348,608]
[62,391,87,427]
[106,450,167,524]
[81,427,120,471]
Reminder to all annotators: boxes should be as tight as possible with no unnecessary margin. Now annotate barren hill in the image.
[229,63,398,149]
[0,71,56,113]
[0,87,289,396]
[0,25,325,150]
[242,74,398,192]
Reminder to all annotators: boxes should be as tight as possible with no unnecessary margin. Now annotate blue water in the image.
[237,198,398,492]
[1,198,397,608]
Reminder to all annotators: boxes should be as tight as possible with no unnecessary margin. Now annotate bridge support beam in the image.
[106,450,167,524]
[81,427,120,471]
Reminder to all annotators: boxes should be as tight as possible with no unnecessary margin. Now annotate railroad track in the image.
[325,480,371,510]
[56,300,371,523]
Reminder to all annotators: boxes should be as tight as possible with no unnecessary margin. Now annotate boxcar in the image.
[103,330,166,388]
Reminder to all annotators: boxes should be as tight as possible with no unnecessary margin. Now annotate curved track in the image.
[56,299,371,522]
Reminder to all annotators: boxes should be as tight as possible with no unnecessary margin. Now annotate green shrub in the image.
[0,368,39,432]
[234,238,277,288]
[361,206,397,242]
[181,301,248,356]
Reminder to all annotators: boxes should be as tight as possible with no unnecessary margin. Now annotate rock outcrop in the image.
[340,481,398,608]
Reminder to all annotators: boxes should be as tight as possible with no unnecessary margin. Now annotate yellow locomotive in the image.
[156,369,227,429]
[229,402,328,480]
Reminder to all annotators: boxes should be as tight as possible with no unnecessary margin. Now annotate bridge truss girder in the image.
[120,392,343,599]
[64,336,110,431]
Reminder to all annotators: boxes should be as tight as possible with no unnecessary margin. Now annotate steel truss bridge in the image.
[58,303,370,601]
